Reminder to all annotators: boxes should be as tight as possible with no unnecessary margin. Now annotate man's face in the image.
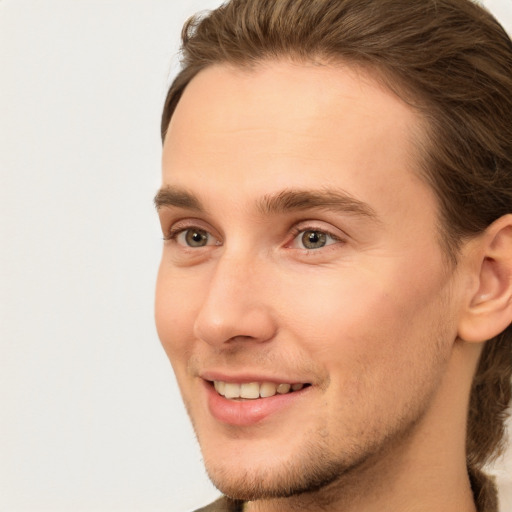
[155,62,464,500]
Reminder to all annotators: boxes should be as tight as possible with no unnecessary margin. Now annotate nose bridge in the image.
[193,247,276,346]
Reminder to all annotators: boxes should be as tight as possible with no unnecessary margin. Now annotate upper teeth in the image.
[213,381,305,400]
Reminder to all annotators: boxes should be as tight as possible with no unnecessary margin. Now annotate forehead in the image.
[168,61,418,139]
[162,61,434,224]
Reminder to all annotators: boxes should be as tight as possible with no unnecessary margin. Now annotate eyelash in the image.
[164,225,218,244]
[287,224,344,250]
[163,222,345,250]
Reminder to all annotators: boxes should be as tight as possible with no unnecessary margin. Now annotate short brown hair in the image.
[161,0,512,480]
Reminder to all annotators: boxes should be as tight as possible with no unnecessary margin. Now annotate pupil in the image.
[186,229,207,246]
[302,230,326,249]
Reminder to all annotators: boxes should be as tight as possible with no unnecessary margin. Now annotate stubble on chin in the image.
[203,434,353,502]
[183,316,452,506]
[197,390,440,507]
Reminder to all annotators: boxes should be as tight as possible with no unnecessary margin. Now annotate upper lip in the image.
[200,370,310,385]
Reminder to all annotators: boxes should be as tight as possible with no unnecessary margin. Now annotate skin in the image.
[155,61,483,511]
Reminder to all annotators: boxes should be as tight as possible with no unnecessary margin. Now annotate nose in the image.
[193,252,277,347]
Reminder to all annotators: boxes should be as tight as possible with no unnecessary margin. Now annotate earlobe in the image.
[458,215,512,343]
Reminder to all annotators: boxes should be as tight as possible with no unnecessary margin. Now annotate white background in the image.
[1,1,511,511]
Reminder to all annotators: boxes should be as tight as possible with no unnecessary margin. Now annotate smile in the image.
[213,381,308,400]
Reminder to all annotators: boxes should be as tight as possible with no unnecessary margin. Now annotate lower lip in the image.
[204,381,310,427]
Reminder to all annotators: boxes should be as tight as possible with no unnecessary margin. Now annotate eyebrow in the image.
[154,186,204,212]
[154,185,378,221]
[257,188,378,220]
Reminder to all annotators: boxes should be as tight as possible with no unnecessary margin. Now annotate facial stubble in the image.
[178,288,455,506]
[192,352,449,507]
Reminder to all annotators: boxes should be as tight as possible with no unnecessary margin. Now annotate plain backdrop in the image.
[1,1,511,511]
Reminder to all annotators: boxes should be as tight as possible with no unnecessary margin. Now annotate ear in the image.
[457,214,512,343]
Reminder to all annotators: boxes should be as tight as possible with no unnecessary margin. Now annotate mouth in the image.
[203,377,313,426]
[210,380,311,400]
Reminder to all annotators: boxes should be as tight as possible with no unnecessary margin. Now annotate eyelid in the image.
[288,228,343,253]
[286,221,347,249]
[289,220,347,239]
[163,218,221,244]
[162,218,346,250]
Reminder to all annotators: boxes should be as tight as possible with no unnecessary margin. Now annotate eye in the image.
[171,227,219,248]
[291,229,341,250]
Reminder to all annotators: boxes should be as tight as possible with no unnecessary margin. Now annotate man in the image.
[154,0,512,510]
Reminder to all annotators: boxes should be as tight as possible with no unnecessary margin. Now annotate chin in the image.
[197,401,429,503]
[201,437,361,501]
[206,459,345,501]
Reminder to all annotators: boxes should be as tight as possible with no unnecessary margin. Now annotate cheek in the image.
[281,259,453,380]
[154,262,201,366]
[284,270,454,439]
